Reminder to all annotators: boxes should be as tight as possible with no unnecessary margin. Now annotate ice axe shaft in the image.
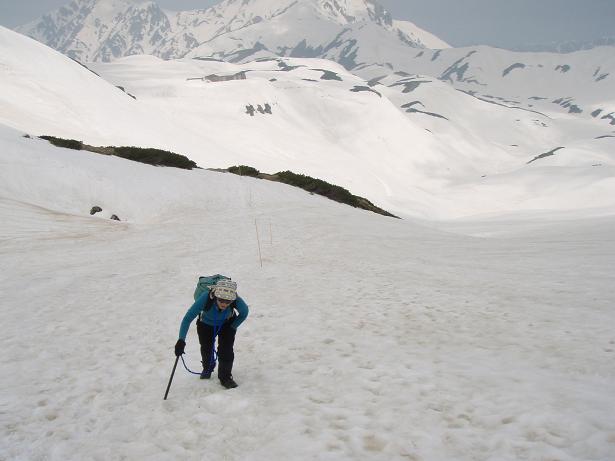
[163,356,180,400]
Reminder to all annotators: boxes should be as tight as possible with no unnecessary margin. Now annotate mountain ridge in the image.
[512,36,615,54]
[16,0,450,64]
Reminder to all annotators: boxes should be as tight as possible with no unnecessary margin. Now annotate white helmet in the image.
[213,279,237,301]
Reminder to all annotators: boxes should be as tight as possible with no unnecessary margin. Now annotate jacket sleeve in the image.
[178,291,208,341]
[230,296,249,330]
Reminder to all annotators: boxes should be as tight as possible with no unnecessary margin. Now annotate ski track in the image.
[1,190,614,461]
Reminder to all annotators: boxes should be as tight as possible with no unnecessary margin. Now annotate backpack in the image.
[193,274,231,301]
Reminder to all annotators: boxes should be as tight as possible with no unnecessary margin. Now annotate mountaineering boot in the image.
[220,376,238,389]
[218,361,238,389]
[200,369,212,379]
[200,361,215,380]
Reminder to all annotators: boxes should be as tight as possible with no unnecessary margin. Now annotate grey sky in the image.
[1,0,614,49]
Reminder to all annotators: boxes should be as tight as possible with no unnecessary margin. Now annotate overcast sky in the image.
[1,0,614,49]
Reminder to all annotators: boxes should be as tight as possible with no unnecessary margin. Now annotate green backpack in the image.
[193,274,231,301]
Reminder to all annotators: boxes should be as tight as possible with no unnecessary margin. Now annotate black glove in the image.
[174,339,186,357]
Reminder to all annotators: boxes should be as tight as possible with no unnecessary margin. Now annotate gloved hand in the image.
[174,339,186,357]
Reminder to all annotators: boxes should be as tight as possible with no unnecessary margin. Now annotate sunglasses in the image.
[216,298,232,304]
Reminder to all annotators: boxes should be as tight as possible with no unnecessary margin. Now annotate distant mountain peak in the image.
[18,0,171,61]
[16,0,448,65]
[312,0,392,26]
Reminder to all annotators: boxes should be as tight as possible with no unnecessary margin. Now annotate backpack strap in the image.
[198,293,214,322]
[204,293,215,311]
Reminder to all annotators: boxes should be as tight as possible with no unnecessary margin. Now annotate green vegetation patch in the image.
[274,171,398,218]
[275,170,355,202]
[39,135,83,150]
[227,165,398,218]
[228,165,260,177]
[38,136,197,170]
[114,146,196,169]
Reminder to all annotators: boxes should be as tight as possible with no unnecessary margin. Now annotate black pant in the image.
[196,319,236,378]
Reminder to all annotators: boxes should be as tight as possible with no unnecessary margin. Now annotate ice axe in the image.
[163,356,180,400]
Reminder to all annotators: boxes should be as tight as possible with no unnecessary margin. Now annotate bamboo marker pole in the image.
[255,219,263,267]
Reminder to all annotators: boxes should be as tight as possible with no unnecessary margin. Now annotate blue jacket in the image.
[178,290,249,341]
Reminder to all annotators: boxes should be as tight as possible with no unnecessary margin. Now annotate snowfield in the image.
[1,126,614,461]
[2,12,615,460]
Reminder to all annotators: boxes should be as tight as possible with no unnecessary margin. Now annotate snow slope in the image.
[0,26,184,148]
[3,26,615,220]
[0,26,441,217]
[356,46,615,126]
[1,123,614,461]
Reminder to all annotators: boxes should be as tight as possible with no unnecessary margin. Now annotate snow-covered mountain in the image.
[16,0,450,64]
[16,0,172,62]
[0,25,460,218]
[357,45,615,128]
[16,0,614,130]
[2,25,614,219]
